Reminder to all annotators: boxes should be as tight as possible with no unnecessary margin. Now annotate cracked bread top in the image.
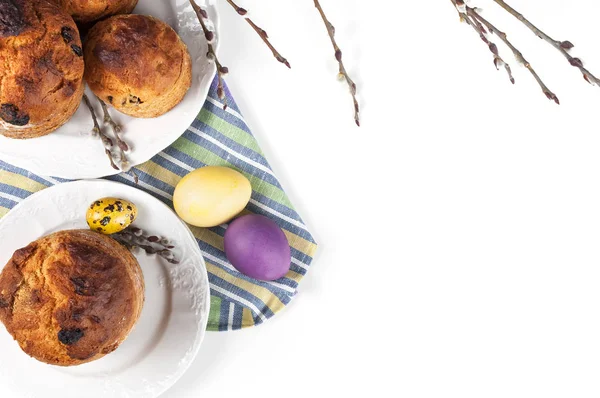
[0,0,85,138]
[84,14,192,118]
[0,229,144,366]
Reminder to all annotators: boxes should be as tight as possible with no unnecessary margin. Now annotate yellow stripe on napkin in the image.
[0,170,47,193]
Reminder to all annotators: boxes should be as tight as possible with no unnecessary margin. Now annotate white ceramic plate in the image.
[0,180,210,398]
[0,0,219,179]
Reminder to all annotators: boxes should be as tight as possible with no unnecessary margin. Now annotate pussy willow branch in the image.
[492,0,600,86]
[463,10,514,84]
[225,0,290,68]
[453,0,559,104]
[470,7,559,103]
[82,94,119,170]
[83,94,139,180]
[189,0,229,109]
[99,100,139,183]
[99,100,128,152]
[314,0,359,126]
[99,99,131,172]
[112,227,179,264]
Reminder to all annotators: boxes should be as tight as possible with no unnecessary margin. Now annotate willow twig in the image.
[189,0,229,109]
[313,0,359,126]
[492,0,600,86]
[112,227,179,264]
[98,99,139,183]
[99,100,126,151]
[470,8,559,103]
[225,0,290,68]
[463,10,515,84]
[82,94,119,170]
[452,0,559,104]
[99,99,129,166]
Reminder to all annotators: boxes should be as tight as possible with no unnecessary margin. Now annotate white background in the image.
[167,0,600,397]
[166,0,600,397]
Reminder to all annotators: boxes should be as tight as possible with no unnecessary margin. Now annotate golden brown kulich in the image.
[0,230,145,366]
[51,0,138,25]
[0,0,85,139]
[84,14,192,118]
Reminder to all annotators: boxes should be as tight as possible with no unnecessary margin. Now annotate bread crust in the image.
[0,0,85,139]
[51,0,138,25]
[0,229,145,366]
[84,14,192,118]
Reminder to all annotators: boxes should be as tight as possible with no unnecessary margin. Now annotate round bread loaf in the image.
[0,0,85,139]
[0,229,144,366]
[52,0,138,25]
[84,14,192,118]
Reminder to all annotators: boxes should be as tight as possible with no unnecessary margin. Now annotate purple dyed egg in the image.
[224,214,291,281]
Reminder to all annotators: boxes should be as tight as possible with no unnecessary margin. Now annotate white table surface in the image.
[171,0,600,397]
[166,1,600,397]
[166,0,600,396]
[4,0,600,396]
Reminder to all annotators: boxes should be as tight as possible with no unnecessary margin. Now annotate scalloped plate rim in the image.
[0,179,210,398]
[0,0,220,179]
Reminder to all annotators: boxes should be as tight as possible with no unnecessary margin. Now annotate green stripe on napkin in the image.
[0,77,317,331]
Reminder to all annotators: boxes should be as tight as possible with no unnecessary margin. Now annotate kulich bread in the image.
[84,14,192,118]
[0,0,85,139]
[0,230,144,366]
[51,0,138,25]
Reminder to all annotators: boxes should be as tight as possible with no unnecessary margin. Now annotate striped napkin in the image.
[0,77,317,331]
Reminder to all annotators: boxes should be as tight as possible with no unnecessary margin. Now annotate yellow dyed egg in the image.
[173,166,252,228]
[86,197,138,235]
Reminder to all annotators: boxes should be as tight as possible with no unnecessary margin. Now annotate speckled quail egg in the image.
[86,197,137,234]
